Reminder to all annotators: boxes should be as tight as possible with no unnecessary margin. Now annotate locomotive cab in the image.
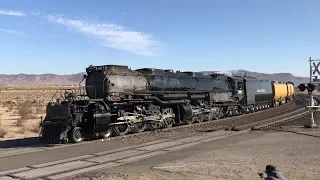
[226,76,245,103]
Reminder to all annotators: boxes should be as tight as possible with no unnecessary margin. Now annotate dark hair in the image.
[265,165,276,173]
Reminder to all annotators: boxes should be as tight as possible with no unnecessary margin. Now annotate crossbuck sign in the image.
[312,61,320,76]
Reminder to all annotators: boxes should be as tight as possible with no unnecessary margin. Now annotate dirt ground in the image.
[0,86,79,141]
[70,129,320,180]
[150,130,320,180]
[0,106,41,140]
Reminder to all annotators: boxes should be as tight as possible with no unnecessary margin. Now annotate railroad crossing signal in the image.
[306,57,318,128]
[307,83,315,92]
[313,62,320,75]
[298,84,306,91]
[310,57,320,82]
[298,83,315,92]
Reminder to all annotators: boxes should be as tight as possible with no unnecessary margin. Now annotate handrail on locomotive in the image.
[46,74,101,104]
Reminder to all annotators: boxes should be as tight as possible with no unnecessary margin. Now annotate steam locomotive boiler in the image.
[40,65,278,144]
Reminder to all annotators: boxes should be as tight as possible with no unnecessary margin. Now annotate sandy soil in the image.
[70,129,320,180]
[0,106,42,140]
[151,131,320,180]
[0,86,78,141]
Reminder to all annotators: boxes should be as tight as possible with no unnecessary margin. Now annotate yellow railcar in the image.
[286,83,294,97]
[272,82,295,106]
[291,84,295,96]
[273,83,288,100]
[286,83,292,97]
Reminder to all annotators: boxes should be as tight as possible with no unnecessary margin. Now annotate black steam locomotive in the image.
[40,65,277,144]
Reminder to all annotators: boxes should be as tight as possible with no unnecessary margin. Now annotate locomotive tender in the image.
[40,65,295,144]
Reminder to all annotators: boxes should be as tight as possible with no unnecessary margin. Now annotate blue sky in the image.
[0,0,319,77]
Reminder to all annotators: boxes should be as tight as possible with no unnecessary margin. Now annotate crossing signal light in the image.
[307,83,315,92]
[298,84,306,91]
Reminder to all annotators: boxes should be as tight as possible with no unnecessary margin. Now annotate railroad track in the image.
[227,108,309,131]
[251,112,310,131]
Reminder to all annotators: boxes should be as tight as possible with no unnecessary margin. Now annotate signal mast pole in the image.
[306,57,317,128]
[310,57,312,84]
[309,57,314,106]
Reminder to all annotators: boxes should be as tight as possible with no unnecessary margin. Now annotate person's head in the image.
[265,165,277,174]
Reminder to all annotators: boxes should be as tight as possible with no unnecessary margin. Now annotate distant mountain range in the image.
[202,70,309,85]
[0,70,309,86]
[0,73,86,86]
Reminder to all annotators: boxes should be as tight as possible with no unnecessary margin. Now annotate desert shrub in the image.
[32,99,37,104]
[0,113,3,128]
[8,104,15,111]
[17,101,36,120]
[0,118,7,138]
[15,118,25,127]
[2,101,16,110]
[30,123,40,133]
[17,126,27,134]
[0,128,7,138]
[36,107,45,114]
[34,100,43,107]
